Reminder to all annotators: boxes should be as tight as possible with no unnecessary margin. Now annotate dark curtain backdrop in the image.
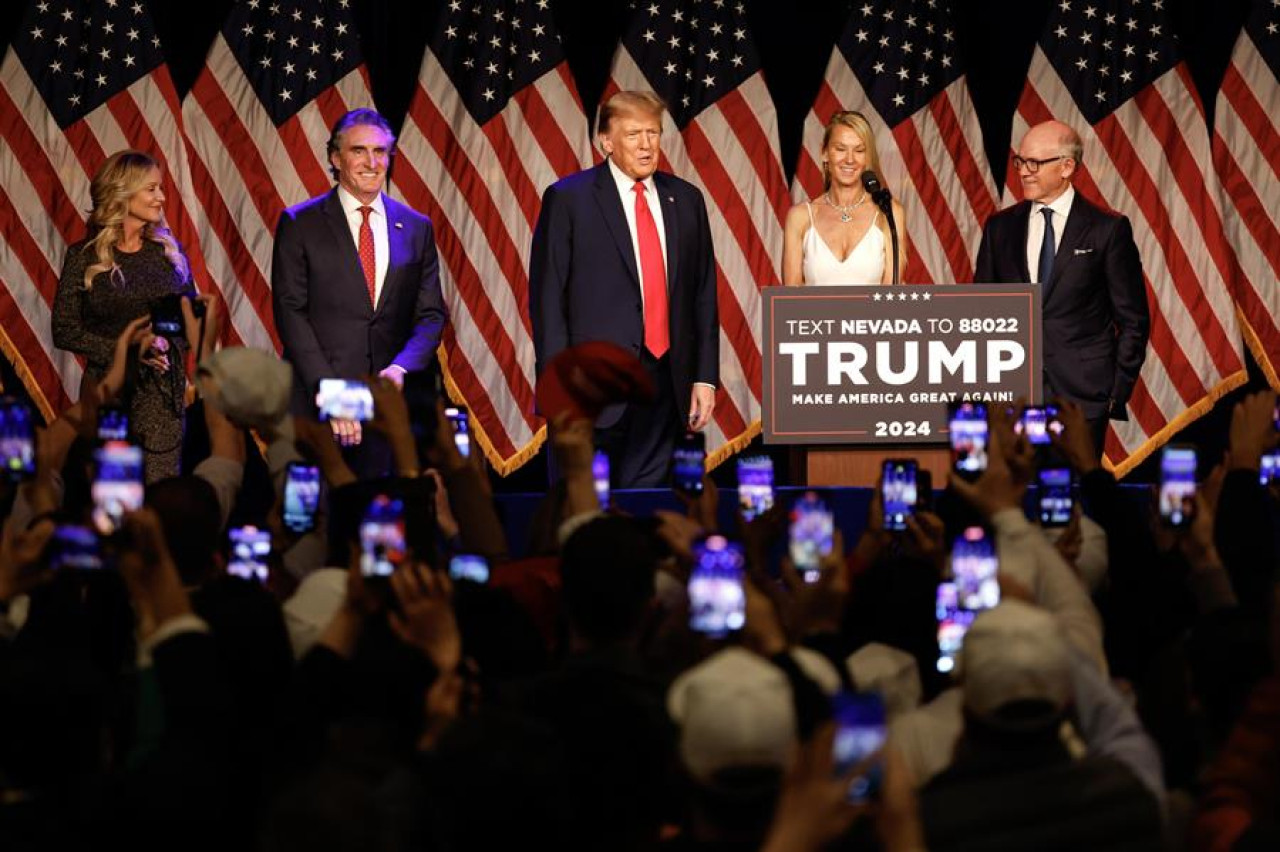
[0,1,1260,482]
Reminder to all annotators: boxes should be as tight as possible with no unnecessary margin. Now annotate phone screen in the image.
[50,524,104,572]
[881,459,918,532]
[0,399,36,482]
[832,692,887,804]
[150,294,184,337]
[315,379,374,422]
[445,406,471,458]
[736,455,775,521]
[688,535,746,637]
[1016,404,1062,446]
[283,463,321,533]
[789,491,834,583]
[672,432,706,495]
[1038,467,1073,527]
[227,525,271,582]
[449,553,490,584]
[937,526,1000,674]
[1261,450,1280,486]
[592,450,610,510]
[97,405,130,444]
[1159,446,1197,528]
[360,495,406,577]
[948,402,988,477]
[91,443,144,535]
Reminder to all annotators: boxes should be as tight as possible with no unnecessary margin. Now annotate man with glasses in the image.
[975,120,1148,457]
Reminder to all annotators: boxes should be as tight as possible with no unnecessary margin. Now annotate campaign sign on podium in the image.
[762,285,1041,445]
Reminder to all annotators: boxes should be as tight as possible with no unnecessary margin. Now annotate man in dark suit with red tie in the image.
[530,91,719,488]
[974,120,1149,456]
[272,108,446,458]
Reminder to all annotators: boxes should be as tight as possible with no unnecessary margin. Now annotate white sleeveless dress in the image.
[801,201,886,285]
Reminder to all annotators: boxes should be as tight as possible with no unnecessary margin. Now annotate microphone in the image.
[861,171,900,285]
[861,170,892,213]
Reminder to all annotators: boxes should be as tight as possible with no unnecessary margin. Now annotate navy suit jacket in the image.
[974,193,1149,420]
[272,189,446,411]
[529,163,719,428]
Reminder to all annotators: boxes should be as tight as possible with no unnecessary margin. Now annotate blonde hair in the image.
[820,110,883,193]
[81,150,189,289]
[597,90,666,135]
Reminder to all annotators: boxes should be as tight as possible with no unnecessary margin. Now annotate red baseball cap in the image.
[535,341,656,421]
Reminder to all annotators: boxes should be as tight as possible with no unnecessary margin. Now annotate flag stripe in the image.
[891,119,969,282]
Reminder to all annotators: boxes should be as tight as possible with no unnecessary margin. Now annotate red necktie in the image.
[632,182,669,358]
[358,205,376,306]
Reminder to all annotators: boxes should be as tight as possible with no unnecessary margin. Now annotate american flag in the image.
[391,0,593,474]
[0,0,211,419]
[1212,1,1280,388]
[793,0,999,286]
[604,0,791,467]
[180,0,374,354]
[1011,0,1248,477]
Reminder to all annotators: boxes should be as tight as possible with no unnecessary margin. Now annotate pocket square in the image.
[1073,247,1093,255]
[394,221,404,229]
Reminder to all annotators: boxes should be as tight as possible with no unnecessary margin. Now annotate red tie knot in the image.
[633,181,646,196]
[359,205,373,222]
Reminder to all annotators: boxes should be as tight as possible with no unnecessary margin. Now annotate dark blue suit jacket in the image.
[529,163,719,428]
[272,189,446,411]
[974,193,1149,420]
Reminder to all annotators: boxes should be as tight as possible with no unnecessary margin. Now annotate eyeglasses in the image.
[1012,155,1066,174]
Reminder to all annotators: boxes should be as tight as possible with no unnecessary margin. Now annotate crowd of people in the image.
[2,280,1279,852]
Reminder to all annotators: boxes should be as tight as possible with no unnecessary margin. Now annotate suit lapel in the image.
[1044,195,1093,307]
[655,173,679,294]
[321,189,373,315]
[593,164,641,289]
[379,195,409,314]
[1014,202,1032,284]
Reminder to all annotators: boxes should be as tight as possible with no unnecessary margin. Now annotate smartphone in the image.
[449,553,490,584]
[0,398,36,482]
[1015,404,1062,446]
[937,526,1000,674]
[672,431,706,496]
[150,293,185,337]
[227,525,271,582]
[49,524,104,572]
[592,450,610,510]
[881,458,918,532]
[687,535,746,637]
[445,405,471,458]
[315,378,374,422]
[736,455,775,522]
[916,469,934,513]
[1037,466,1073,527]
[91,442,144,536]
[948,401,988,478]
[789,491,834,584]
[360,494,406,578]
[1260,449,1280,486]
[283,462,321,534]
[832,691,887,804]
[96,403,130,444]
[1159,445,1197,528]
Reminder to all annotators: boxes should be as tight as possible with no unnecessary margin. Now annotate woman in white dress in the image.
[782,110,908,286]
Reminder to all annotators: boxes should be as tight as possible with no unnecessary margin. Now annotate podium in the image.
[761,285,1042,482]
[804,447,951,488]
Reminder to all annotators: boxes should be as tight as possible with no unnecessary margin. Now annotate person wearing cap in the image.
[918,600,1165,851]
[272,108,446,474]
[530,90,719,488]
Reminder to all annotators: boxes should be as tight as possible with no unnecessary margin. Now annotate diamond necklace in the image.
[825,190,868,223]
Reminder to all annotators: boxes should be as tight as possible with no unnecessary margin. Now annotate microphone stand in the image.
[872,190,898,285]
